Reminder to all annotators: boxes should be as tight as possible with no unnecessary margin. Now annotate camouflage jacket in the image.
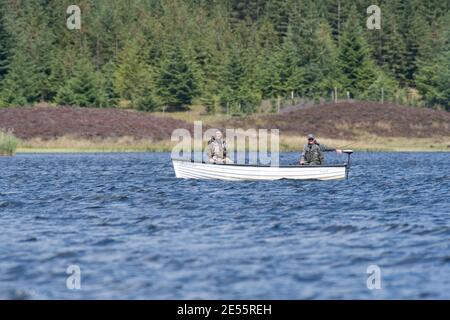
[207,139,227,161]
[301,143,335,165]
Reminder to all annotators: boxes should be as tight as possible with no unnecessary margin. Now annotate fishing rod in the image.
[338,142,358,149]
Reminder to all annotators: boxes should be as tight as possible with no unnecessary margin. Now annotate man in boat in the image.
[207,130,232,164]
[300,134,342,165]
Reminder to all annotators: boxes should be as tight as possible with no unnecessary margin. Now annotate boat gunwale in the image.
[172,158,348,169]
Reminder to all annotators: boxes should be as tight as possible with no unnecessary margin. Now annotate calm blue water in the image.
[0,152,449,299]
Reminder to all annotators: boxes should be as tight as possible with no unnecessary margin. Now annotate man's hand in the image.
[336,149,343,154]
[209,156,218,164]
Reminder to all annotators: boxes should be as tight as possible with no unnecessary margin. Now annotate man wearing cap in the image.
[300,134,342,165]
[207,129,232,164]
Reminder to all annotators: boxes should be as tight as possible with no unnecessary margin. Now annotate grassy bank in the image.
[3,103,449,153]
[279,136,450,152]
[0,130,19,156]
[17,136,172,153]
[16,135,450,153]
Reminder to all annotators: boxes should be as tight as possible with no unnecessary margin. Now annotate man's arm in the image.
[300,145,307,165]
[206,144,215,162]
[320,144,342,153]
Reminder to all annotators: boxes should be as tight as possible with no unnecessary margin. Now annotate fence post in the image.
[277,96,281,113]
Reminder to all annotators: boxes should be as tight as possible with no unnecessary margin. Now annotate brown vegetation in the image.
[1,102,449,152]
[0,106,193,141]
[222,102,450,139]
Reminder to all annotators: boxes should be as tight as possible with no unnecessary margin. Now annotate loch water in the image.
[0,152,449,299]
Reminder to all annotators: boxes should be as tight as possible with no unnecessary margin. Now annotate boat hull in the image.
[172,160,348,181]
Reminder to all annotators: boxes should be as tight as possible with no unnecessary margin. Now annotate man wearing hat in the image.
[300,134,342,165]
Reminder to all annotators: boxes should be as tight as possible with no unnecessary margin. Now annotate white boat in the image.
[172,152,353,181]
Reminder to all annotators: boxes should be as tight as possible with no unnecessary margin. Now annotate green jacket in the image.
[207,139,227,161]
[301,143,336,165]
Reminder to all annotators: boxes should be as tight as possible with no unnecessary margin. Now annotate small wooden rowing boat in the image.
[172,151,353,181]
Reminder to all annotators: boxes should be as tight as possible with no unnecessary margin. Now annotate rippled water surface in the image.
[0,152,449,299]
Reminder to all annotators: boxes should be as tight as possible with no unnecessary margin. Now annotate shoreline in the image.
[16,150,450,154]
[3,103,450,154]
[15,136,450,153]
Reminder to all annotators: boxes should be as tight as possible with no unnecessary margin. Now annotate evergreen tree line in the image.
[0,0,448,112]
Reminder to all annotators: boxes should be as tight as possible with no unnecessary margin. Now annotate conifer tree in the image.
[114,41,145,103]
[325,0,355,46]
[0,0,447,110]
[100,61,120,108]
[278,31,302,97]
[364,71,399,102]
[0,8,10,82]
[312,22,341,97]
[114,40,159,110]
[265,0,290,40]
[219,49,246,111]
[380,10,408,86]
[47,50,67,102]
[416,26,450,110]
[55,57,104,107]
[338,6,378,98]
[0,50,39,107]
[403,13,429,86]
[435,51,450,111]
[258,49,283,99]
[134,80,160,112]
[11,0,55,101]
[230,0,267,22]
[156,43,197,111]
